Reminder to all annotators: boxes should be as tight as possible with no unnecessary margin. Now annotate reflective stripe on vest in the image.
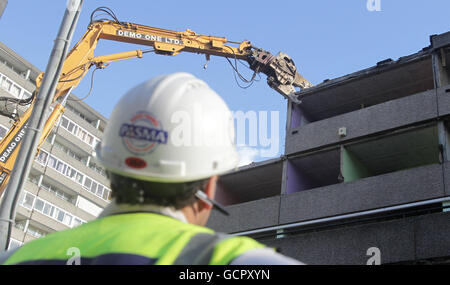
[3,213,265,265]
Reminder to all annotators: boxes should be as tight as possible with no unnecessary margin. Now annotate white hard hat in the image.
[96,72,239,183]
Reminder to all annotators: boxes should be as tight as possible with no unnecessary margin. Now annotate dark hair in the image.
[108,172,208,210]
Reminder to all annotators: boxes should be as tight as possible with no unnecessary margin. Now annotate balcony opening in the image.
[286,148,341,193]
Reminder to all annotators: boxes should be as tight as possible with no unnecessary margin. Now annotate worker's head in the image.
[96,72,238,224]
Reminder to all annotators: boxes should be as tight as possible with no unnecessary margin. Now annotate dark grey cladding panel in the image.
[263,216,416,265]
[415,211,450,260]
[437,84,450,116]
[431,31,450,49]
[264,212,450,264]
[286,90,437,155]
[280,164,444,224]
[206,196,280,233]
[295,54,433,122]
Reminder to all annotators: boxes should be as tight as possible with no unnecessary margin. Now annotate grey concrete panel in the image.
[0,61,36,93]
[207,196,280,233]
[32,160,48,175]
[437,84,450,117]
[80,188,109,209]
[30,211,68,232]
[10,227,25,243]
[56,127,92,155]
[280,164,444,224]
[40,167,82,195]
[0,42,41,81]
[16,206,31,219]
[263,217,415,265]
[287,90,438,155]
[415,212,450,260]
[24,180,39,194]
[37,190,75,215]
[23,234,37,243]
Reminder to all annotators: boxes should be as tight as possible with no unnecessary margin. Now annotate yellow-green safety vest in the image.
[3,212,266,265]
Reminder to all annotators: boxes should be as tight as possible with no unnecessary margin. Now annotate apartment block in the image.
[207,31,450,264]
[0,41,110,250]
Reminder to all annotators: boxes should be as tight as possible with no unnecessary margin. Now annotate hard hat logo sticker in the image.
[125,157,147,169]
[119,112,168,155]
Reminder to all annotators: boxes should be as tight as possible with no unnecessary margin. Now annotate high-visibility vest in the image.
[3,212,266,265]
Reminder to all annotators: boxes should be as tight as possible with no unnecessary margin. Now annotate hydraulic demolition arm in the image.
[0,7,312,197]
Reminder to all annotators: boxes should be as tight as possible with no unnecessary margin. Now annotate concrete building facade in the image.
[0,41,109,250]
[207,31,450,264]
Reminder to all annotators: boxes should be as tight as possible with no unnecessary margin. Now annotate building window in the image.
[47,156,57,168]
[58,115,100,148]
[40,181,73,204]
[67,121,75,133]
[86,134,94,145]
[0,73,32,100]
[0,124,8,140]
[36,150,111,202]
[36,151,48,165]
[63,213,73,225]
[1,77,12,92]
[34,198,45,212]
[55,208,65,222]
[22,192,35,209]
[72,218,83,228]
[10,84,21,98]
[83,177,92,189]
[26,226,46,238]
[53,141,85,163]
[21,190,84,228]
[8,239,23,250]
[60,116,69,129]
[43,203,54,217]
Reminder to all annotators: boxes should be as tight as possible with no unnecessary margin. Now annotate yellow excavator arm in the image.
[0,14,312,197]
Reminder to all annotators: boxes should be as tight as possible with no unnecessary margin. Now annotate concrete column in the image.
[50,132,56,145]
[37,175,43,187]
[23,219,29,233]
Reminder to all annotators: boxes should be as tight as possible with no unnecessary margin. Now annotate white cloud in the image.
[237,146,259,167]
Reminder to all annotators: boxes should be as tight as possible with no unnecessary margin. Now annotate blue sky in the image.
[1,1,449,164]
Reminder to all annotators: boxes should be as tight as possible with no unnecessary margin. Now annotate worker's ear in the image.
[204,175,218,200]
[196,176,218,212]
